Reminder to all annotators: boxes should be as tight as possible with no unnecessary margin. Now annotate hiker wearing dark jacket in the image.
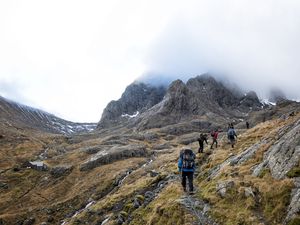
[178,149,196,194]
[227,127,237,148]
[198,133,208,153]
[210,129,219,149]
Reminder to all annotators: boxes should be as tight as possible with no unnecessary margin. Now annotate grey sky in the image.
[144,0,300,100]
[0,0,299,122]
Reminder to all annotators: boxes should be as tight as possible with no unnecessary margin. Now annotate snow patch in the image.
[261,99,276,106]
[121,111,140,118]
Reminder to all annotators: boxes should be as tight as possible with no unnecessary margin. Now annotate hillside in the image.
[0,96,96,135]
[0,75,300,225]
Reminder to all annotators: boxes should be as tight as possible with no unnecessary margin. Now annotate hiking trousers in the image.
[198,142,204,153]
[211,138,218,148]
[182,171,194,192]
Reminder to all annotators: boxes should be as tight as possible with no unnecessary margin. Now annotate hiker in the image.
[246,121,250,129]
[227,123,234,130]
[210,129,219,149]
[227,127,237,148]
[198,133,208,153]
[178,149,196,194]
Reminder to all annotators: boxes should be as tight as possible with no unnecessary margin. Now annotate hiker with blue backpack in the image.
[227,125,237,148]
[178,149,196,194]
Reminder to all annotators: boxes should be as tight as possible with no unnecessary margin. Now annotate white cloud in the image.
[0,0,178,122]
[0,0,299,122]
[145,0,300,99]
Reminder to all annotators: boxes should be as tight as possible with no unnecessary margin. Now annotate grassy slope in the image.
[196,114,300,225]
[1,113,300,224]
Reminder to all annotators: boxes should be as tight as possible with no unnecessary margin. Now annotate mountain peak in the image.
[97,74,263,130]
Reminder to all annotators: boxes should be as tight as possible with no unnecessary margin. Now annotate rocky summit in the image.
[99,75,263,131]
[1,74,300,225]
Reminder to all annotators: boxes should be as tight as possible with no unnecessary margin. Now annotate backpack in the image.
[210,131,215,137]
[181,149,195,169]
[228,128,235,138]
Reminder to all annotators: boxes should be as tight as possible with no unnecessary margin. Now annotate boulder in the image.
[0,182,8,189]
[144,191,155,204]
[23,217,35,225]
[244,187,255,198]
[216,180,235,198]
[80,145,148,171]
[178,133,199,145]
[50,165,73,178]
[82,146,102,154]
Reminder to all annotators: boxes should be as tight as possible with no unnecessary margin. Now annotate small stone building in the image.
[28,161,48,171]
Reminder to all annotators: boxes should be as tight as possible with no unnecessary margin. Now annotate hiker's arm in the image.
[178,158,182,172]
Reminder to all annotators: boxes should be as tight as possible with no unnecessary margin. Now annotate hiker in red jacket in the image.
[210,129,219,149]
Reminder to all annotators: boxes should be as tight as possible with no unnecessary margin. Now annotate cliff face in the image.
[97,82,166,128]
[128,75,262,130]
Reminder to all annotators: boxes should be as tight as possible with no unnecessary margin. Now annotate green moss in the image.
[258,168,270,178]
[287,167,300,178]
[287,217,300,225]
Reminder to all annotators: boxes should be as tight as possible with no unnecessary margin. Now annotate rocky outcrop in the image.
[207,139,269,180]
[252,119,300,179]
[50,165,73,178]
[216,180,235,198]
[135,75,262,130]
[80,145,148,171]
[97,82,166,128]
[238,91,261,110]
[97,74,263,130]
[285,178,300,223]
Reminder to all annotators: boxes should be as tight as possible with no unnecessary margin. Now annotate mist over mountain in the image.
[141,0,300,101]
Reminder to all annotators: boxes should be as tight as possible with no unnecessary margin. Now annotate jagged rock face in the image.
[97,82,166,128]
[0,96,96,134]
[97,74,263,130]
[134,75,262,130]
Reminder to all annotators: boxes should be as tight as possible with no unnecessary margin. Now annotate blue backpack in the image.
[181,149,195,169]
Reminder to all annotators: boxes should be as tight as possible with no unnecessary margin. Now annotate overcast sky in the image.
[1,0,300,122]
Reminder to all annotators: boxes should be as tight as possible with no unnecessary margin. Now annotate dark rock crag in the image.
[100,74,262,130]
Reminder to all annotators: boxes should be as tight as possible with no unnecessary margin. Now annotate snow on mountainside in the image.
[0,96,96,134]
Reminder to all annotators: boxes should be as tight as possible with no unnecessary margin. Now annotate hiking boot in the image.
[189,191,195,195]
